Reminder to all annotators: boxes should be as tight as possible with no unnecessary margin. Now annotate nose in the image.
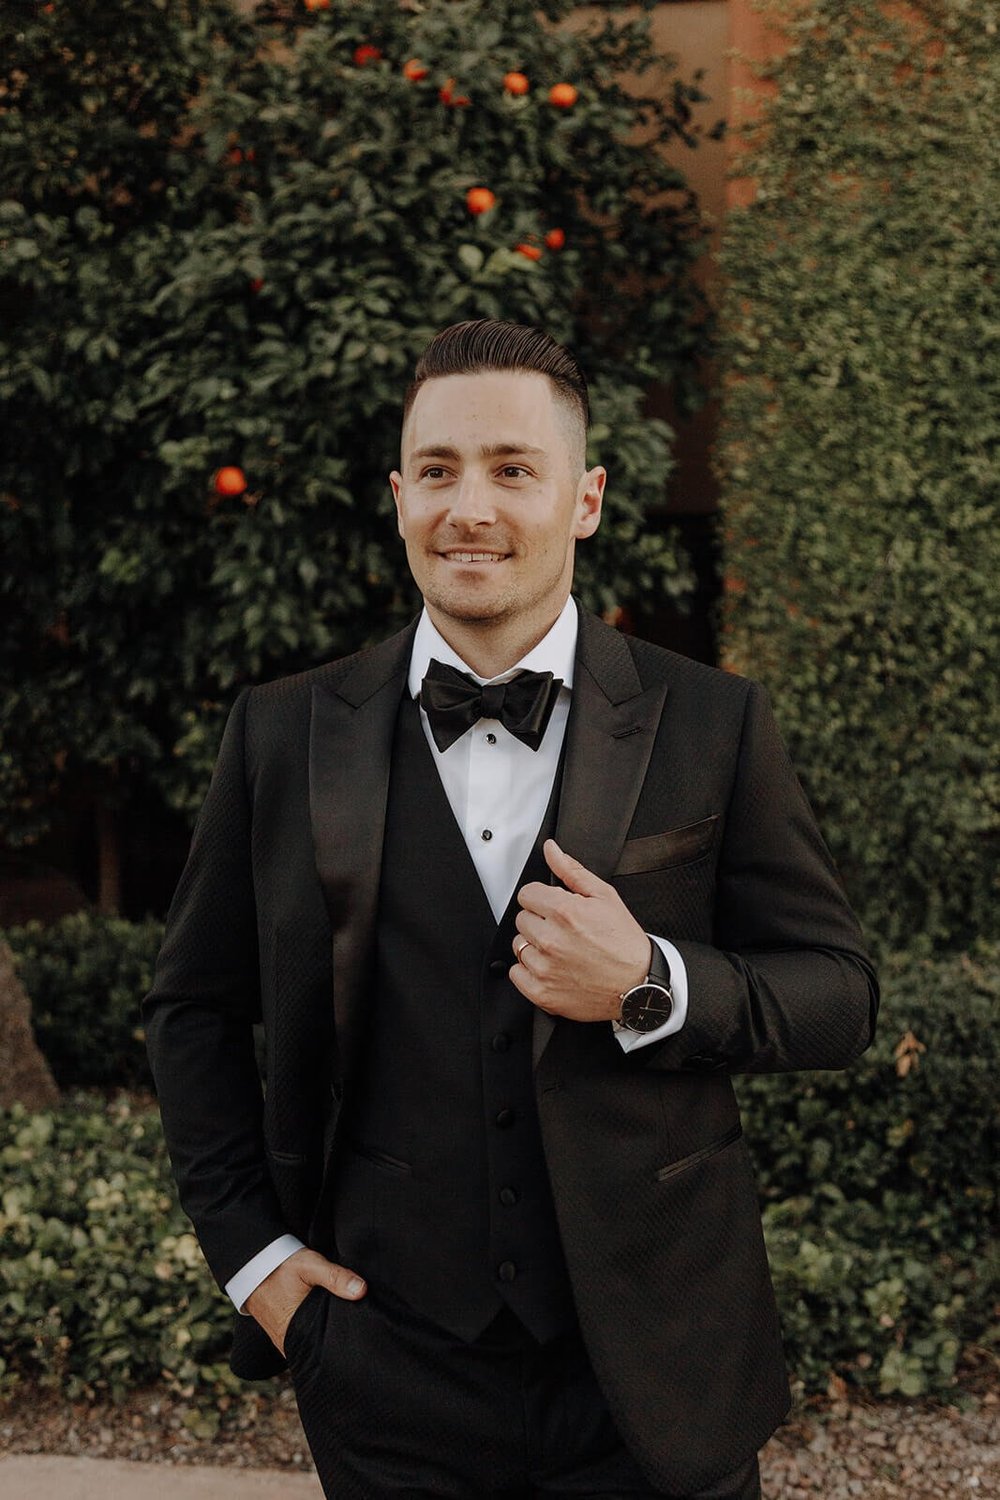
[445,474,496,528]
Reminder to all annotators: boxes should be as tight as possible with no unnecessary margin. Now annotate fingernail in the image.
[347,1276,365,1296]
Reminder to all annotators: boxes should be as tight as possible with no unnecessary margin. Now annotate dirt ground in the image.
[2,1354,998,1499]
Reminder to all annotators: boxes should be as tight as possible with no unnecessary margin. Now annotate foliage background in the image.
[2,0,998,1416]
[4,914,160,1090]
[2,935,995,1401]
[1,0,711,846]
[717,0,1000,953]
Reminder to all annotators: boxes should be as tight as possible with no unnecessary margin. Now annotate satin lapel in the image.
[532,609,668,1068]
[309,622,416,1082]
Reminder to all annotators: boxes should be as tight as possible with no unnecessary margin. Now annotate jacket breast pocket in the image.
[613,815,720,878]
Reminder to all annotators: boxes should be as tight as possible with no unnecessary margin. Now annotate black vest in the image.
[330,695,575,1342]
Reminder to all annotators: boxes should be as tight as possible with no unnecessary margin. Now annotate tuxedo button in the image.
[481,828,493,842]
[498,1186,519,1206]
[491,1031,511,1052]
[495,1108,515,1128]
[498,1260,518,1283]
[485,733,497,745]
[489,961,506,977]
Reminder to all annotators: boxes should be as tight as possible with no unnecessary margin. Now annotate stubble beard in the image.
[420,547,572,637]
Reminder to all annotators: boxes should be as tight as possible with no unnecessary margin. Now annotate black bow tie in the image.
[420,659,563,753]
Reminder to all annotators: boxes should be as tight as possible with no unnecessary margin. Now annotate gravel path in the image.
[1,1373,997,1497]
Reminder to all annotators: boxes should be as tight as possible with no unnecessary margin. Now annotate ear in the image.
[389,470,405,537]
[574,466,605,540]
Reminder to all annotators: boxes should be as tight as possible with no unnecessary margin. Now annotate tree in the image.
[1,0,712,865]
[0,938,60,1109]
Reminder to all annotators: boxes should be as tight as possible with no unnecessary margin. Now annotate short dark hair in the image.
[403,319,590,441]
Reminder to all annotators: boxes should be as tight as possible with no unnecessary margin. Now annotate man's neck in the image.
[424,603,569,679]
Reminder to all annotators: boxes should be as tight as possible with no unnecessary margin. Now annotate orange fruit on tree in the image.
[466,187,496,215]
[303,0,330,10]
[214,466,247,498]
[503,72,529,95]
[548,82,578,108]
[354,44,381,66]
[515,243,543,261]
[439,78,469,106]
[544,227,566,250]
[403,58,428,81]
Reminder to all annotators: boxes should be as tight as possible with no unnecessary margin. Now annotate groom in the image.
[145,319,878,1498]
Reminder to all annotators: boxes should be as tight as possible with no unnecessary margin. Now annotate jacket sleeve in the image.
[637,681,879,1075]
[142,687,290,1289]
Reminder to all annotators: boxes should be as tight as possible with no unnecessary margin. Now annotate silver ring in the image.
[515,938,531,962]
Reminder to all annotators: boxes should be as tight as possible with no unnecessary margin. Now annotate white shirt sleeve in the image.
[612,935,688,1054]
[225,1233,305,1315]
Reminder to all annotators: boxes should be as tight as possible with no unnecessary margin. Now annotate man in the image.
[144,320,878,1499]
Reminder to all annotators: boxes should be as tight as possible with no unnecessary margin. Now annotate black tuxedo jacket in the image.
[144,605,878,1492]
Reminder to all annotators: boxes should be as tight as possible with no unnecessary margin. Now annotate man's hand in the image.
[510,839,651,1022]
[244,1247,366,1356]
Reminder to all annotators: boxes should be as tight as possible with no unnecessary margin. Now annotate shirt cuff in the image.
[612,935,689,1054]
[225,1234,305,1315]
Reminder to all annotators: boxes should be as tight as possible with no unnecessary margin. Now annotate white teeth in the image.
[446,552,505,563]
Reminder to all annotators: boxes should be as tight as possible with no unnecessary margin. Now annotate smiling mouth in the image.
[440,551,510,564]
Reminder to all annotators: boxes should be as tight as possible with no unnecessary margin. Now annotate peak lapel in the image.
[533,609,668,1067]
[309,622,416,1081]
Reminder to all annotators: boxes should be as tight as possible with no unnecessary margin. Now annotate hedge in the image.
[2,941,995,1401]
[5,914,163,1090]
[737,944,999,1397]
[0,1098,240,1402]
[717,0,1000,951]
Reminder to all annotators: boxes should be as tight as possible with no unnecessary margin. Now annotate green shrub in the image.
[1,0,710,844]
[0,1097,240,1400]
[762,1207,988,1399]
[5,914,163,1089]
[738,944,1000,1396]
[717,0,1000,950]
[1,948,995,1400]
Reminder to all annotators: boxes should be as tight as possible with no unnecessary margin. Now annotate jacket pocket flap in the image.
[655,1123,743,1183]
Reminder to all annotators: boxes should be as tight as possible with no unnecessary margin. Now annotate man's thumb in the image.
[543,838,603,895]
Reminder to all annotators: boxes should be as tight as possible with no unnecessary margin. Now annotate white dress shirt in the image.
[226,598,689,1312]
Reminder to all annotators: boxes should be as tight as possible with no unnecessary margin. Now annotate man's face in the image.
[389,371,604,645]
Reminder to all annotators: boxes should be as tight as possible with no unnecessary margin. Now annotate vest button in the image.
[499,1186,519,1206]
[491,1031,511,1052]
[495,1108,515,1128]
[488,961,506,977]
[498,1260,518,1283]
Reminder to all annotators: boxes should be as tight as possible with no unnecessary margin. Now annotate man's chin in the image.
[422,587,513,626]
[430,600,509,625]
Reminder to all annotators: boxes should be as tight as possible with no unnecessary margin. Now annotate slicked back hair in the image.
[402,320,590,469]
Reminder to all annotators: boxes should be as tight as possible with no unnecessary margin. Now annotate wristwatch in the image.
[616,944,674,1034]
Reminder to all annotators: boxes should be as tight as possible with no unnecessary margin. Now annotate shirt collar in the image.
[408,596,578,699]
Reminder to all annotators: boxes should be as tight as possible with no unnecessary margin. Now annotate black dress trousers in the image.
[285,1285,762,1500]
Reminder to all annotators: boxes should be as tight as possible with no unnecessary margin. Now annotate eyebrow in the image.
[410,443,547,461]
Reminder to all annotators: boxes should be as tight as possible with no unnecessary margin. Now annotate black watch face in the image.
[620,983,673,1033]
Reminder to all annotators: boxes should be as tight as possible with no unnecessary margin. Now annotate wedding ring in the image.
[515,938,531,962]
